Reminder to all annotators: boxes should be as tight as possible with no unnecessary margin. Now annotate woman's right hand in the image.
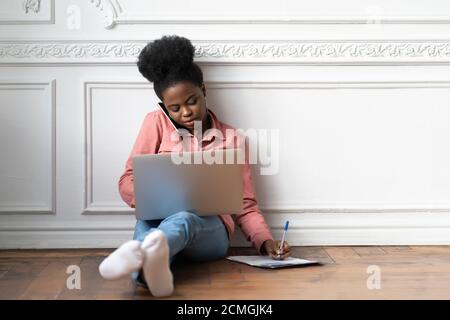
[262,239,291,260]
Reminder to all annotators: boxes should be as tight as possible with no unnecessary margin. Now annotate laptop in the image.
[132,148,244,220]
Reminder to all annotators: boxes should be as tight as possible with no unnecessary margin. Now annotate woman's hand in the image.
[262,239,291,260]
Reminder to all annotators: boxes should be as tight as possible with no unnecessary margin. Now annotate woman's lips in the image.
[184,119,197,127]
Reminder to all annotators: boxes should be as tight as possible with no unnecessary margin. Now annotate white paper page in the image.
[226,256,319,269]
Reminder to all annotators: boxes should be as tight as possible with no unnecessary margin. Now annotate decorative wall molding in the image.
[90,0,450,29]
[0,41,143,61]
[0,0,54,25]
[22,0,41,14]
[82,79,450,215]
[82,81,152,215]
[197,41,450,61]
[0,80,56,215]
[89,0,116,29]
[1,40,450,65]
[2,212,450,248]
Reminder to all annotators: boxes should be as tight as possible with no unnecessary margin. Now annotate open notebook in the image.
[226,256,321,269]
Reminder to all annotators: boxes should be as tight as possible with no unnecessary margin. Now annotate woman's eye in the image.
[188,99,197,105]
[171,107,180,112]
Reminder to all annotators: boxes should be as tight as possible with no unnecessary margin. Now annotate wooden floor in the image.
[1,246,450,299]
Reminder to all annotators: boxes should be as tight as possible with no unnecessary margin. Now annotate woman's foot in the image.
[141,230,174,297]
[98,240,144,280]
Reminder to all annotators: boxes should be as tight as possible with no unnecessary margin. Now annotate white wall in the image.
[1,0,450,248]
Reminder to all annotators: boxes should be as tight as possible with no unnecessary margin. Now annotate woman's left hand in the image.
[262,239,291,260]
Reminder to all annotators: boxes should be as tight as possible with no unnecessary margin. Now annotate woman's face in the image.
[161,81,209,132]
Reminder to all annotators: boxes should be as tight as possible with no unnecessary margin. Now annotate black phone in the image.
[157,102,184,130]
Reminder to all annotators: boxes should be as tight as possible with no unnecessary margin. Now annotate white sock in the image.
[141,230,174,297]
[98,240,144,280]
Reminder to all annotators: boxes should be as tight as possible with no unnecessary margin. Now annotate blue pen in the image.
[279,220,289,253]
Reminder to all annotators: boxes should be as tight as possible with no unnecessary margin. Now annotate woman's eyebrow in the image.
[167,94,196,108]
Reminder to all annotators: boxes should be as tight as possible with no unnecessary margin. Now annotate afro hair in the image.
[137,35,203,100]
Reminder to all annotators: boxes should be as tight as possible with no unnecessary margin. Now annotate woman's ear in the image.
[201,83,207,98]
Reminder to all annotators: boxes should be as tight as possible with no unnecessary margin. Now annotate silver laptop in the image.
[132,148,244,220]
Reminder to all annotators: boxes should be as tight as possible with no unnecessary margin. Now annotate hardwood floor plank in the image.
[380,246,412,253]
[2,246,450,299]
[291,247,335,264]
[323,247,361,264]
[0,270,8,280]
[19,258,82,300]
[409,246,450,254]
[96,277,136,300]
[0,249,111,259]
[57,257,105,300]
[354,246,386,256]
[0,260,49,300]
[0,263,10,271]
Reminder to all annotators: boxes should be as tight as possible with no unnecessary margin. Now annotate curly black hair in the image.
[137,35,203,100]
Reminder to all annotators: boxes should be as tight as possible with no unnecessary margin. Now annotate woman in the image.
[99,35,291,297]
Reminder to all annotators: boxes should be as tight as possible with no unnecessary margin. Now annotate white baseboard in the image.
[1,212,450,249]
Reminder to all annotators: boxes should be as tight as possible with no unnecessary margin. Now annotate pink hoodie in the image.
[118,107,274,254]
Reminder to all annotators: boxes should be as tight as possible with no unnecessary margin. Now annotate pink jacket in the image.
[118,107,274,254]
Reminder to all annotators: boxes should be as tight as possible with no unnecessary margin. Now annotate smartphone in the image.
[157,102,183,130]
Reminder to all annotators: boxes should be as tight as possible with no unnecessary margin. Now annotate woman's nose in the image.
[182,107,193,117]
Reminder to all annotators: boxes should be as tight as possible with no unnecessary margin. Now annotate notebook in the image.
[226,256,321,269]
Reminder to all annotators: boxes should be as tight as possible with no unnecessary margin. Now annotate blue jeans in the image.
[131,210,230,287]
